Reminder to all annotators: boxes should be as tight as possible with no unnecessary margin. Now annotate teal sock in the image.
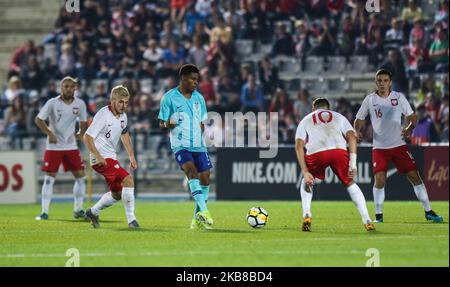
[193,185,210,220]
[201,185,210,203]
[189,179,207,212]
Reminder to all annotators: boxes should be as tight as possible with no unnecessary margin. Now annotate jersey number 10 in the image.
[312,111,333,125]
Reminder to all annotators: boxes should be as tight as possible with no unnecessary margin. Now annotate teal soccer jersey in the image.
[158,87,208,153]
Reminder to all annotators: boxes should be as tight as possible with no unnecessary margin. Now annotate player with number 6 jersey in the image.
[354,69,443,223]
[83,85,139,229]
[295,98,374,232]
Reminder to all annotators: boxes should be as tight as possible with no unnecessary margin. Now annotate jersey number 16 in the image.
[375,108,382,119]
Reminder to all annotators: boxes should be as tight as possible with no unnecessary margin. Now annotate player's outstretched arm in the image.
[120,132,137,170]
[35,117,57,143]
[295,139,314,186]
[159,119,177,131]
[353,119,366,142]
[76,121,88,141]
[345,131,358,179]
[401,113,417,139]
[83,134,106,166]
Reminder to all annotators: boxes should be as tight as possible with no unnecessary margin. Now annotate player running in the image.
[35,76,88,221]
[83,85,139,229]
[295,98,375,232]
[354,69,443,223]
[158,64,213,230]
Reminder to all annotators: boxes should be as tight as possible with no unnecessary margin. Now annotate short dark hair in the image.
[375,69,392,79]
[179,64,199,77]
[312,98,330,109]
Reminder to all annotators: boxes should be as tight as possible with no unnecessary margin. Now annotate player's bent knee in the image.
[111,191,121,200]
[122,175,134,187]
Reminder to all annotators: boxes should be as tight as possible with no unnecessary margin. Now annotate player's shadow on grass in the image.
[114,227,170,232]
[55,219,123,224]
[204,228,253,234]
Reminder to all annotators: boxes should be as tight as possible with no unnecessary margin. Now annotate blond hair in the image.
[110,85,130,100]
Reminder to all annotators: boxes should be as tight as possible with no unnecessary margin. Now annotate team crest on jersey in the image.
[391,99,398,106]
[194,102,200,110]
[73,107,80,115]
[120,120,125,128]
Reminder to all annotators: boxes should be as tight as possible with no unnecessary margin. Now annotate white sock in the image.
[347,183,372,224]
[91,191,117,216]
[373,187,385,214]
[413,183,431,212]
[121,187,136,223]
[73,177,86,212]
[300,179,313,218]
[41,175,55,214]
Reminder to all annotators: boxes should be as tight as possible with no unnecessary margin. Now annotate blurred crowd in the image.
[0,0,448,150]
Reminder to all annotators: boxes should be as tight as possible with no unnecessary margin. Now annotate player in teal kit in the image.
[158,64,213,229]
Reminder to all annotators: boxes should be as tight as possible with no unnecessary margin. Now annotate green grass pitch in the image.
[0,201,448,267]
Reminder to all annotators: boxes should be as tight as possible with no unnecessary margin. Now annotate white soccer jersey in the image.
[295,109,354,155]
[85,106,128,165]
[355,91,413,149]
[37,96,87,151]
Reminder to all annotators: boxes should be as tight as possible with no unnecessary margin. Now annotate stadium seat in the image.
[235,40,253,59]
[302,77,328,95]
[278,57,302,80]
[326,56,347,74]
[328,77,350,93]
[140,79,152,94]
[348,56,369,74]
[303,56,325,74]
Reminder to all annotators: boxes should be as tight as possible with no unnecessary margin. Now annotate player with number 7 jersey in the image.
[354,69,443,223]
[295,98,374,232]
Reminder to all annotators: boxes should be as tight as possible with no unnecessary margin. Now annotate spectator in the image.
[2,76,26,106]
[58,43,75,77]
[309,17,336,56]
[417,76,442,103]
[435,0,449,29]
[429,27,449,73]
[216,75,241,113]
[20,56,43,92]
[171,0,191,23]
[271,23,295,57]
[293,89,311,121]
[268,88,294,119]
[337,14,356,57]
[258,56,280,96]
[188,35,208,70]
[294,20,312,59]
[385,18,405,50]
[424,93,441,122]
[405,38,432,77]
[162,40,186,77]
[401,0,423,35]
[241,0,269,41]
[9,40,35,77]
[40,80,58,106]
[411,104,440,144]
[379,49,409,97]
[240,74,264,113]
[2,96,27,148]
[143,39,164,68]
[198,67,218,110]
[409,17,427,46]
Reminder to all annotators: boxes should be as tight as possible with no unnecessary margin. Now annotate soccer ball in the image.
[247,207,268,228]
